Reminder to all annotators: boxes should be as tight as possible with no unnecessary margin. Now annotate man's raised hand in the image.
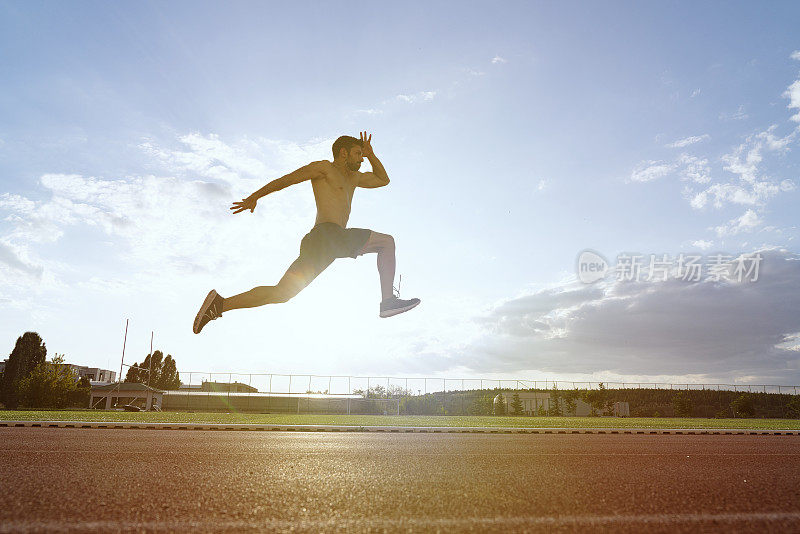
[230,196,257,214]
[360,131,374,157]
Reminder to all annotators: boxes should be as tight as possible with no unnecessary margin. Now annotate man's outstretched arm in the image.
[230,161,327,214]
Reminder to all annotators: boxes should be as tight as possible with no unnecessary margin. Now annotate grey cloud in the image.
[193,180,231,199]
[436,249,800,383]
[0,242,43,278]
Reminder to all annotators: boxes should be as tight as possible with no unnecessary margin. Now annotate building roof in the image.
[91,382,164,393]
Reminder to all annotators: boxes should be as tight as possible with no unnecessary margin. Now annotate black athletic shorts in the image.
[285,222,372,287]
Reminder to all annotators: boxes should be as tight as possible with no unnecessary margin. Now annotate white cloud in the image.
[396,91,437,104]
[491,56,507,64]
[629,160,676,182]
[666,134,710,148]
[413,249,800,383]
[682,125,799,212]
[791,50,800,61]
[689,180,787,209]
[719,105,748,121]
[691,239,714,250]
[537,179,548,191]
[355,108,383,115]
[638,65,800,242]
[690,89,701,98]
[784,79,800,122]
[0,134,327,297]
[714,209,762,237]
[677,154,711,184]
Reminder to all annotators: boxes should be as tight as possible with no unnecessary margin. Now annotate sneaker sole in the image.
[379,300,420,318]
[193,290,218,334]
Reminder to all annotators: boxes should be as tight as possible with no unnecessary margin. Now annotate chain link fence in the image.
[159,372,800,417]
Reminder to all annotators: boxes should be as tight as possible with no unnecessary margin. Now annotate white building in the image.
[60,364,116,383]
[0,359,116,383]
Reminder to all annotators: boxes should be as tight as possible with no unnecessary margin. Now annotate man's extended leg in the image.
[193,256,330,334]
[358,231,420,317]
[222,256,331,312]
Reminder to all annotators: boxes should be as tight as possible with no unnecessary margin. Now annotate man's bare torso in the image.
[310,160,359,228]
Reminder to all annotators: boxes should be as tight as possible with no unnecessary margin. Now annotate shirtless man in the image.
[193,132,420,334]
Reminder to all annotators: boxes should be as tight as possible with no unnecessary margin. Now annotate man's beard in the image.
[347,161,362,171]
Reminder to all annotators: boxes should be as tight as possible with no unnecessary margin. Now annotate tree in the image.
[1,332,47,409]
[470,392,495,415]
[672,392,693,417]
[493,393,506,415]
[731,394,756,418]
[548,385,563,416]
[563,389,579,416]
[18,354,84,408]
[72,376,91,407]
[510,392,524,416]
[582,382,608,416]
[125,350,181,390]
[786,396,800,419]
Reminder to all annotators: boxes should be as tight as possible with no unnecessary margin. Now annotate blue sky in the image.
[1,1,799,385]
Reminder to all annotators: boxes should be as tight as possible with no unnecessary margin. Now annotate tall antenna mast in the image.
[119,319,129,384]
[148,331,154,386]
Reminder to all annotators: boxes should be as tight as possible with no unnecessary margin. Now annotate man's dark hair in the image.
[332,135,362,158]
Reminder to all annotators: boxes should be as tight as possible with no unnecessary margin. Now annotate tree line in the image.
[354,383,800,418]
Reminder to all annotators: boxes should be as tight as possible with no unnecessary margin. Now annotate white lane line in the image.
[3,512,800,531]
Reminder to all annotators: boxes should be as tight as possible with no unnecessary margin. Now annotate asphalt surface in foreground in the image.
[1,429,799,533]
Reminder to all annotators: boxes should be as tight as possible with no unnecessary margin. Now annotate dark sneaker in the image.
[380,296,420,318]
[193,290,224,334]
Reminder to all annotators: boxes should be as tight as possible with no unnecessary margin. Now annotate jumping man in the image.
[193,132,420,334]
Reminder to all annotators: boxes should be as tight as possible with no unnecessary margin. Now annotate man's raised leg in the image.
[358,231,420,317]
[359,231,396,301]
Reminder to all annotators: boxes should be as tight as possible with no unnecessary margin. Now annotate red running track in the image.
[1,428,799,533]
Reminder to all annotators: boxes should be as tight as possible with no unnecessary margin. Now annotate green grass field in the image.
[2,410,800,430]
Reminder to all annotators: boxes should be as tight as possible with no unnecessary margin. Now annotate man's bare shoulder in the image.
[309,160,334,176]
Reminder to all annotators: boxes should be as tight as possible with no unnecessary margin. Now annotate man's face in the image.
[346,146,363,171]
